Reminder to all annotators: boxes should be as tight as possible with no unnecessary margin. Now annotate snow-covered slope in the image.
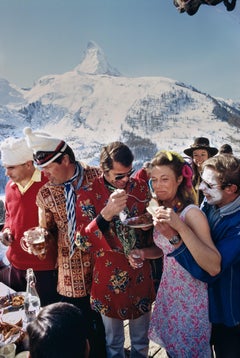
[0,41,239,172]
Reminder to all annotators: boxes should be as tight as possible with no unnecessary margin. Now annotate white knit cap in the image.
[23,127,67,168]
[0,137,34,166]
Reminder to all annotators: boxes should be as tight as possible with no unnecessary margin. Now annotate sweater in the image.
[4,173,57,271]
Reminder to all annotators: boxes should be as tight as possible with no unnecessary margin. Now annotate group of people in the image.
[0,130,239,358]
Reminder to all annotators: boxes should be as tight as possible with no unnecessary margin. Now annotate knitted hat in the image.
[23,127,67,168]
[0,137,33,166]
[183,137,218,157]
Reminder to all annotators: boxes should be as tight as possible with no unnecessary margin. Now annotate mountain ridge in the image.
[0,41,239,184]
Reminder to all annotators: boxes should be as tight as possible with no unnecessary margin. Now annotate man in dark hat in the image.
[183,137,218,205]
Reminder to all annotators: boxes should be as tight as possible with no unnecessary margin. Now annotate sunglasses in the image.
[114,168,135,181]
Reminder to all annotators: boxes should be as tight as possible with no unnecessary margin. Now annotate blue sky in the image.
[0,0,239,100]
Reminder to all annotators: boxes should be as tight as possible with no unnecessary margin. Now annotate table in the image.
[0,282,15,296]
[0,283,29,353]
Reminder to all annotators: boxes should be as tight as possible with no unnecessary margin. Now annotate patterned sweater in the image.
[36,163,100,298]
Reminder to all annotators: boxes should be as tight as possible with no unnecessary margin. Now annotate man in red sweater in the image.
[0,137,59,306]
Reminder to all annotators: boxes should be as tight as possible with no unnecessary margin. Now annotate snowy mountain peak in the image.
[0,78,25,106]
[74,41,121,77]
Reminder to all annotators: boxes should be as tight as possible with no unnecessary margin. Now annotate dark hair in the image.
[100,141,134,172]
[54,145,76,164]
[202,154,240,193]
[27,302,87,358]
[191,150,210,188]
[219,144,233,155]
[151,150,196,207]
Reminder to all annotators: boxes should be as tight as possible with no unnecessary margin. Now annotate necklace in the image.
[173,201,182,213]
[160,199,182,213]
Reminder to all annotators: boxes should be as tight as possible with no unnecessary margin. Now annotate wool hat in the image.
[0,137,34,166]
[183,137,218,157]
[23,127,67,168]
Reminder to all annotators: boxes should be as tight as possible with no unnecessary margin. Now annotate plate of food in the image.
[0,292,25,310]
[123,213,153,229]
[0,314,25,347]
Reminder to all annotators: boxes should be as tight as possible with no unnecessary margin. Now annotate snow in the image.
[0,41,239,167]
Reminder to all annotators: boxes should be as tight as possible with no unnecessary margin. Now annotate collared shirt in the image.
[203,195,240,231]
[14,169,42,194]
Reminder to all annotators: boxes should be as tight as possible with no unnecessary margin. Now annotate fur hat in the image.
[0,137,33,166]
[23,127,67,168]
[183,137,218,157]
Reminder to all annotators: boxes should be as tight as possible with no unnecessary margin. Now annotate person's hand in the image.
[152,206,179,239]
[0,229,14,246]
[128,249,144,269]
[101,189,128,221]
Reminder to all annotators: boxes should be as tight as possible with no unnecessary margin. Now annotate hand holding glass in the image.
[20,227,48,260]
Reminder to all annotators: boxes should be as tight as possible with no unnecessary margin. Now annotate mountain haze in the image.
[0,41,239,192]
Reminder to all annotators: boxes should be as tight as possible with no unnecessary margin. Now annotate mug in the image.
[20,227,48,260]
[0,343,16,358]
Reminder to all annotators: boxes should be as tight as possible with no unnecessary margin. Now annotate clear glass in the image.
[24,268,41,324]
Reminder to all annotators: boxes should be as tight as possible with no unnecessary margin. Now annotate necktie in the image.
[64,163,83,257]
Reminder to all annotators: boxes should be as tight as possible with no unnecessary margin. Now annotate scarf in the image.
[64,162,83,257]
[105,182,136,257]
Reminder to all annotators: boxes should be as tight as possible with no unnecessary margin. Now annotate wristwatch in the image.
[169,234,181,245]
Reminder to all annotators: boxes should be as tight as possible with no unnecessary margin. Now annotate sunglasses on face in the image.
[114,168,135,181]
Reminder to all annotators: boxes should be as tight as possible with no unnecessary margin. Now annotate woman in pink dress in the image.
[130,150,221,358]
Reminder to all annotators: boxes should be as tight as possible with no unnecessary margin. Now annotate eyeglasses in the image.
[114,168,135,181]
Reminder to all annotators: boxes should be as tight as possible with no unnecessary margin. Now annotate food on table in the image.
[11,295,24,307]
[0,319,23,342]
[0,294,25,308]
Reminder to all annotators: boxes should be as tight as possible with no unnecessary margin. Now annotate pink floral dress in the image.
[148,205,211,358]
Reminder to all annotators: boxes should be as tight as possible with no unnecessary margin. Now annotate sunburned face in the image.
[150,165,182,205]
[41,161,68,184]
[199,167,223,205]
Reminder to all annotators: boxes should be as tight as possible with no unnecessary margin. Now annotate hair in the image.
[53,144,76,164]
[219,143,233,155]
[143,161,152,170]
[100,141,134,172]
[151,150,196,207]
[27,302,87,358]
[202,154,240,193]
[191,148,210,187]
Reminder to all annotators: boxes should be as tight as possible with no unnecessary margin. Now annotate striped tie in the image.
[64,163,83,257]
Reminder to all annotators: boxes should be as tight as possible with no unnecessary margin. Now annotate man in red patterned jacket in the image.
[0,137,58,306]
[75,141,156,358]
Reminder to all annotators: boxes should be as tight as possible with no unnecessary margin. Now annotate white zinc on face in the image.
[199,167,223,205]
